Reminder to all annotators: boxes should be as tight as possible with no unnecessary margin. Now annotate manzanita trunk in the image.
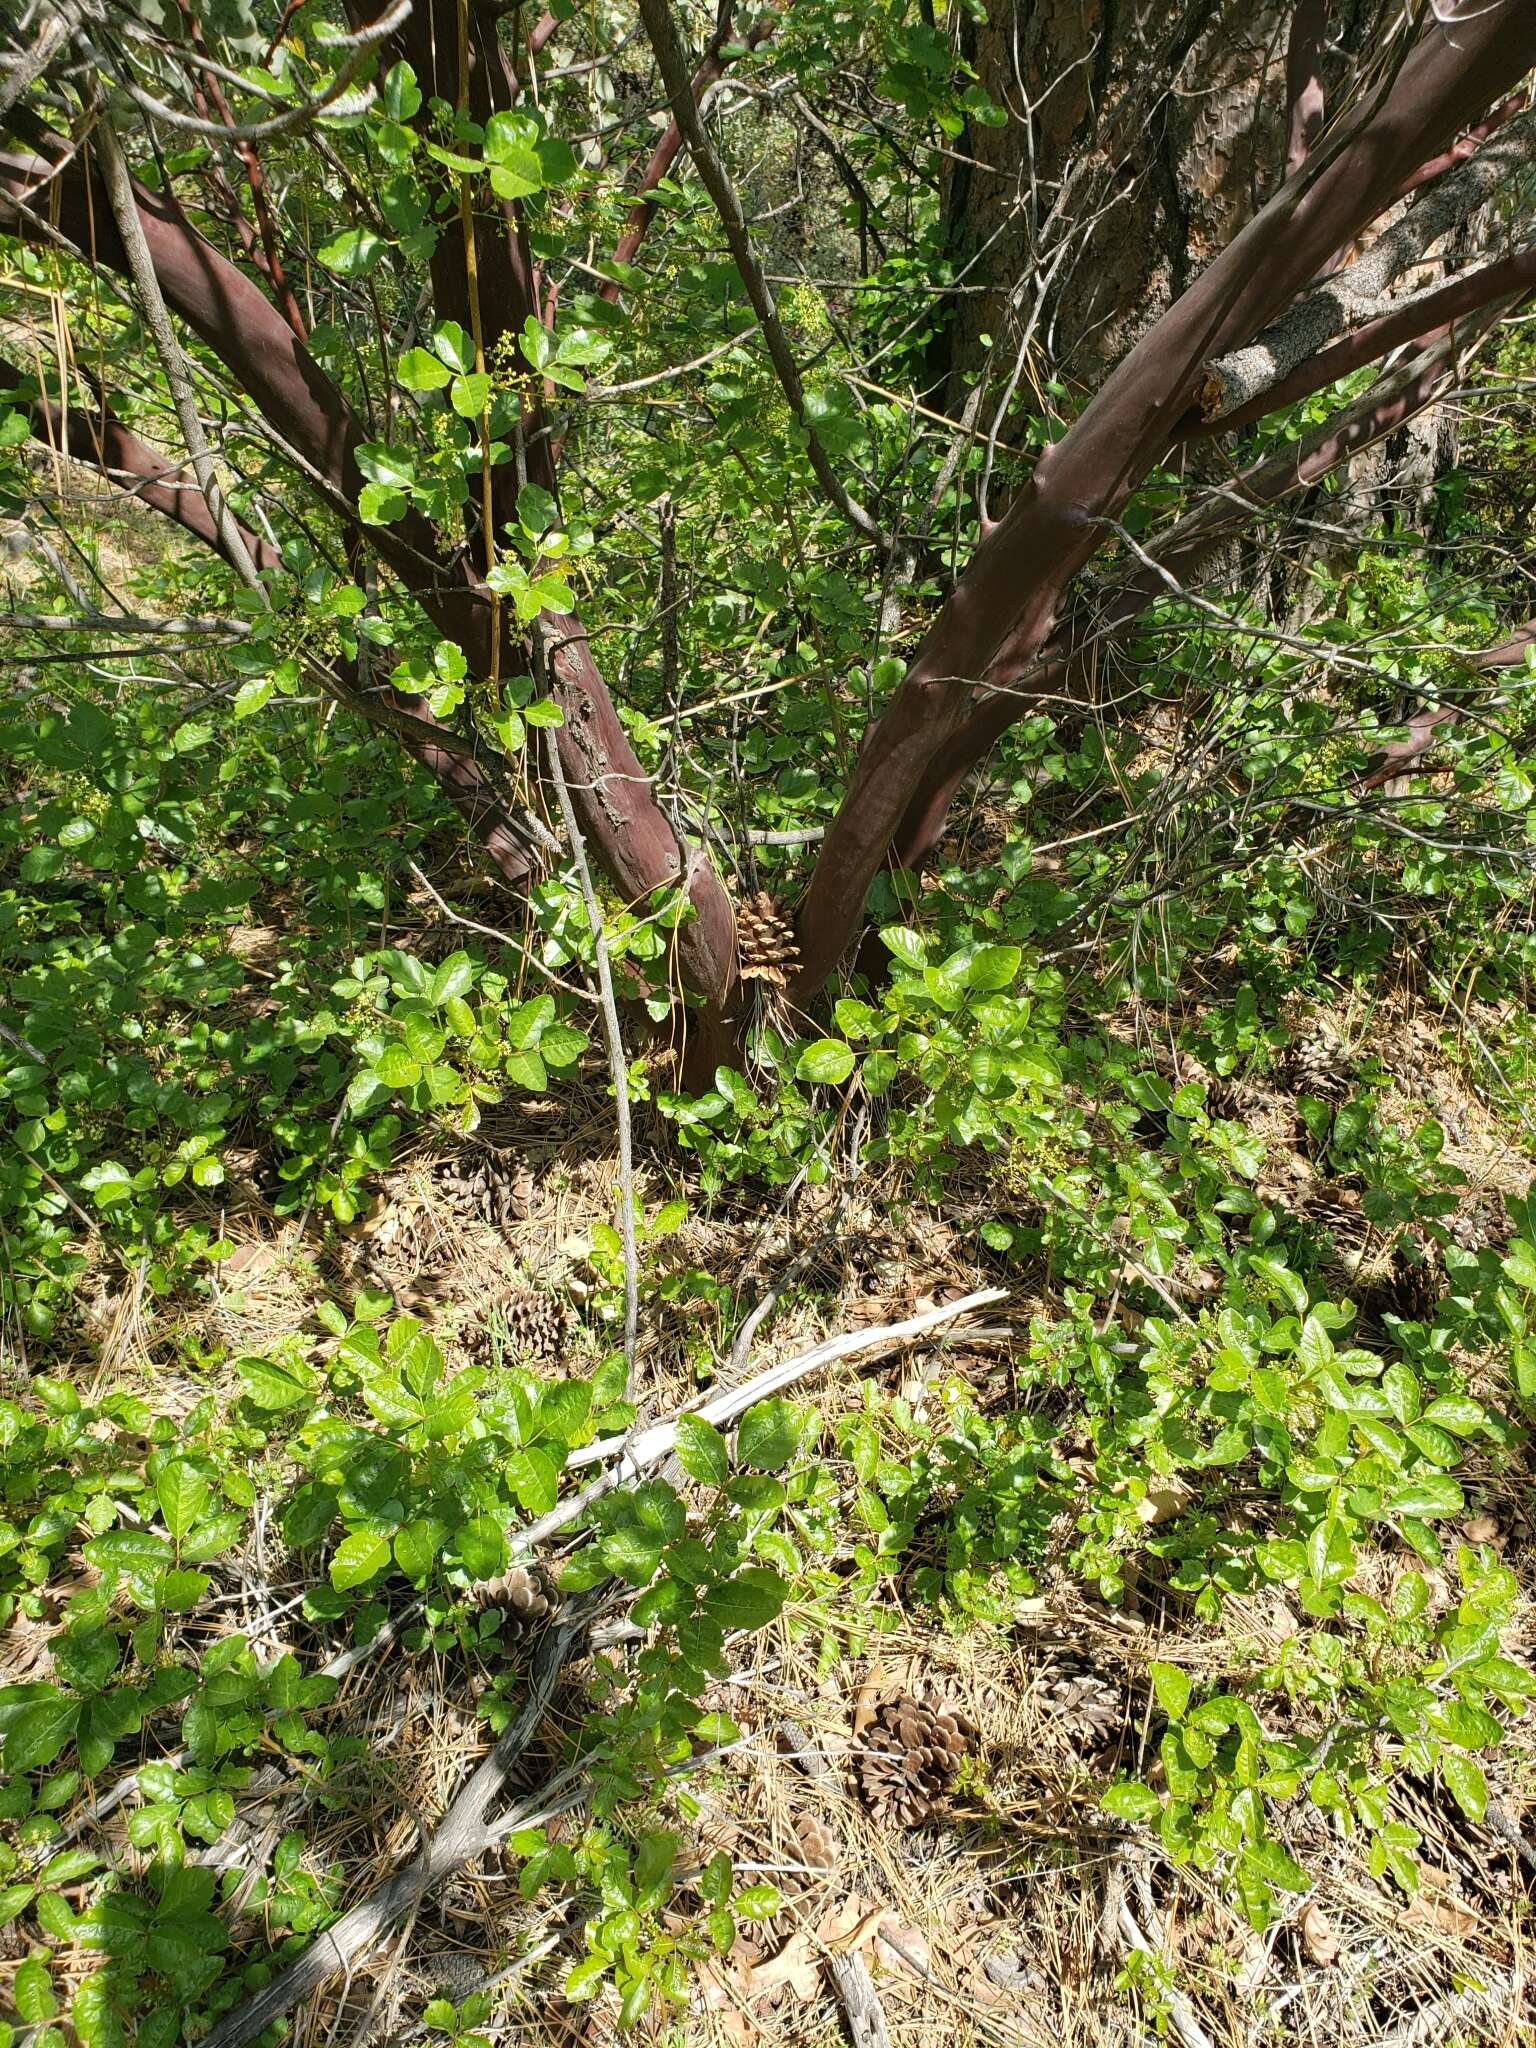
[788,0,1536,998]
[1,0,1532,1075]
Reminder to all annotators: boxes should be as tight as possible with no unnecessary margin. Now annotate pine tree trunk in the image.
[930,1,1396,408]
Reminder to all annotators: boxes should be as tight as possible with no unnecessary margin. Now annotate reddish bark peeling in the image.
[788,0,1536,1000]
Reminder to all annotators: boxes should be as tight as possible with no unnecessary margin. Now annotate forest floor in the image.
[18,943,1536,2048]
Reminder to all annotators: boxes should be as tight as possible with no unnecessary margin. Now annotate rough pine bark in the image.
[928,0,1397,408]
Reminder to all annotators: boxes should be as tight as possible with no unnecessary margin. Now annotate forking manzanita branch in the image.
[1196,104,1536,423]
[786,0,1536,998]
[0,0,1532,1058]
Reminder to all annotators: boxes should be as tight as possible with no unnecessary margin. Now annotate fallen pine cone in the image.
[854,1693,971,1827]
[794,1811,841,1873]
[471,1559,559,1634]
[467,1287,571,1365]
[1036,1649,1124,1753]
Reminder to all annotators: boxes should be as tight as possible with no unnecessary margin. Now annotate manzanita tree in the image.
[0,0,1533,1079]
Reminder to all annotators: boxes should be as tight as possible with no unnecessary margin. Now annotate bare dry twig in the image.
[200,1587,610,2048]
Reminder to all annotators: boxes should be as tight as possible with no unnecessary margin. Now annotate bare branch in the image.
[635,0,888,548]
[1357,613,1536,788]
[0,13,67,123]
[541,702,640,1382]
[1390,86,1531,204]
[73,0,414,141]
[1187,241,1536,436]
[1199,104,1536,422]
[791,0,1536,996]
[599,4,781,300]
[94,112,268,594]
[197,1589,607,2048]
[892,309,1517,872]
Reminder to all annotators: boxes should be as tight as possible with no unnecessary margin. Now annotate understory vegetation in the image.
[2,2,1536,2044]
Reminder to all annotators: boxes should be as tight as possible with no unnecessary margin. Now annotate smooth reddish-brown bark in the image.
[889,322,1506,875]
[788,0,1536,1001]
[3,0,1532,1063]
[0,52,742,1023]
[1358,616,1536,789]
[1285,0,1328,175]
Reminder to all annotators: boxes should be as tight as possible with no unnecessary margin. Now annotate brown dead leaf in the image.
[1299,1901,1339,1967]
[695,1961,737,2012]
[221,1240,275,1277]
[1136,1477,1193,1527]
[747,1932,821,2002]
[819,1892,876,1941]
[1462,1514,1505,1551]
[814,1893,928,1976]
[851,1669,884,1738]
[817,1893,885,1951]
[1403,1873,1481,1940]
[915,1281,971,1313]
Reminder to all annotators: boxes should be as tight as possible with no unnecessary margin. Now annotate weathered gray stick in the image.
[0,13,66,123]
[200,1590,605,2048]
[313,1287,1007,1683]
[108,1292,1008,2048]
[94,113,268,595]
[1199,107,1536,421]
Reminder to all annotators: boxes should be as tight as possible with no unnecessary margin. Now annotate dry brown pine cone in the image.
[1036,1651,1125,1752]
[1310,1188,1370,1270]
[1362,1242,1444,1326]
[855,1694,971,1828]
[736,891,800,988]
[1199,1070,1246,1123]
[433,1154,536,1231]
[1449,1189,1511,1256]
[472,1559,559,1633]
[1284,1020,1355,1104]
[794,1810,841,1873]
[467,1287,571,1365]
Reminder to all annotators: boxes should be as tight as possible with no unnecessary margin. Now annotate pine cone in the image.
[1310,1188,1370,1271]
[854,1694,971,1828]
[434,1155,537,1231]
[1448,1190,1510,1256]
[1036,1651,1124,1752]
[794,1811,840,1873]
[382,1269,453,1312]
[1284,1021,1355,1104]
[472,1559,559,1633]
[1363,1242,1443,1325]
[736,891,800,987]
[1201,1072,1246,1123]
[469,1287,571,1364]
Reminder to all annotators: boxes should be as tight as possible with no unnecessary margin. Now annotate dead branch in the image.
[0,13,67,122]
[200,1588,610,2048]
[1188,240,1536,437]
[1198,105,1536,421]
[777,1716,893,2048]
